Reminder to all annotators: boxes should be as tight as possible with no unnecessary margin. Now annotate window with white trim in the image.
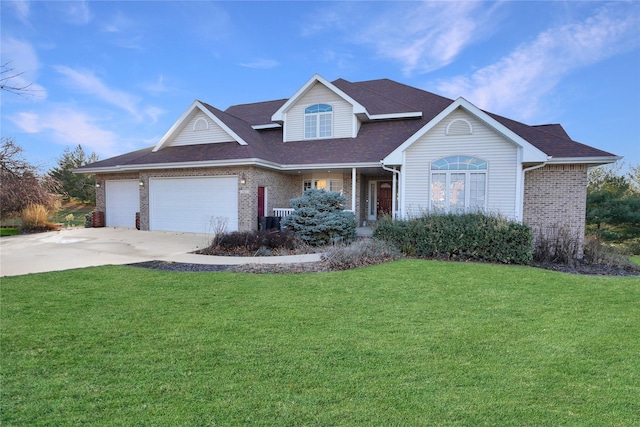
[304,104,333,139]
[303,178,343,194]
[430,156,487,213]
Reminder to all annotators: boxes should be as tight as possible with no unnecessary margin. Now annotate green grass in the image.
[630,256,640,266]
[0,228,19,237]
[2,260,639,426]
[51,199,95,227]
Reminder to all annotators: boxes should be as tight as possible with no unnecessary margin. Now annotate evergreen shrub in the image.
[373,212,533,265]
[281,189,356,246]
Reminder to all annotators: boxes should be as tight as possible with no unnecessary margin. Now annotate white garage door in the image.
[149,176,238,233]
[105,180,140,227]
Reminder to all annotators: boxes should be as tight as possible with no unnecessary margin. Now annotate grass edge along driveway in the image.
[2,259,639,426]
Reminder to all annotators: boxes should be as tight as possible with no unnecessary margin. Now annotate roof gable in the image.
[271,74,367,123]
[153,100,249,152]
[383,97,550,165]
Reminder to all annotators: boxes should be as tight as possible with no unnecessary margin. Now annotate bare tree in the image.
[0,137,58,219]
[0,62,36,96]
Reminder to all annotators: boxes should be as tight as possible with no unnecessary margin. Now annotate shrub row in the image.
[373,212,533,265]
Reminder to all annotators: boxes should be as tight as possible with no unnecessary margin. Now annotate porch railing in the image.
[273,208,295,218]
[273,208,355,218]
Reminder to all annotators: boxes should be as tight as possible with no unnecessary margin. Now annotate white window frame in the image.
[430,156,487,213]
[303,178,343,194]
[304,104,333,139]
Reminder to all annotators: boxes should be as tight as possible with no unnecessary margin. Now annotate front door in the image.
[377,181,393,217]
[257,186,265,217]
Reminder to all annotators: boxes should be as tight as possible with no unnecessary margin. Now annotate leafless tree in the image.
[0,137,59,219]
[0,62,36,96]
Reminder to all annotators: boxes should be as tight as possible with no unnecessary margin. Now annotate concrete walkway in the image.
[0,227,322,277]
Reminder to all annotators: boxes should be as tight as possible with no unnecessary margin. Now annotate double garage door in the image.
[105,177,238,233]
[149,176,238,233]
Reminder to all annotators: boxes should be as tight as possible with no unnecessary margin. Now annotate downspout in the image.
[380,161,401,219]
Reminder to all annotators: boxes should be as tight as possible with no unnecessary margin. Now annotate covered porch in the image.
[267,165,401,229]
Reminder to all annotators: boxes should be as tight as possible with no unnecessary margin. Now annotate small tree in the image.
[587,163,640,240]
[0,137,58,220]
[281,189,356,246]
[49,145,98,202]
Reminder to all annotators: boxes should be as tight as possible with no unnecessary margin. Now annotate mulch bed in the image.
[128,258,640,276]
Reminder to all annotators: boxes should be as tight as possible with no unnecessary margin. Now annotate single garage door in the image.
[149,176,238,233]
[105,180,140,227]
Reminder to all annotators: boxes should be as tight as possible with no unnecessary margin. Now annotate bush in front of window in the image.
[282,189,356,246]
[373,211,533,265]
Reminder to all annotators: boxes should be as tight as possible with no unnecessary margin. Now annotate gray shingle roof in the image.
[78,77,617,171]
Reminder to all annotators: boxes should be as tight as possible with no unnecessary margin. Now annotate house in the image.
[77,74,620,250]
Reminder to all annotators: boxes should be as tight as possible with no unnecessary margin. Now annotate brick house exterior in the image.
[78,74,619,254]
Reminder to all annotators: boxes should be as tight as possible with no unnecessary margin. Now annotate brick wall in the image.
[96,167,367,232]
[523,164,588,257]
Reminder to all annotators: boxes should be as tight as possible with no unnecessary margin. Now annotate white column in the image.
[351,167,357,214]
[392,168,397,219]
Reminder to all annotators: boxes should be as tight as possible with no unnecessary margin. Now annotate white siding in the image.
[284,82,354,142]
[169,111,235,147]
[403,108,519,219]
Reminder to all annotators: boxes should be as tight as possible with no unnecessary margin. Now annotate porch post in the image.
[351,167,357,214]
[392,169,397,219]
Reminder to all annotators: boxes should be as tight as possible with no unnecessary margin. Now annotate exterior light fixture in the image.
[139,179,145,187]
[95,182,101,188]
[240,173,246,185]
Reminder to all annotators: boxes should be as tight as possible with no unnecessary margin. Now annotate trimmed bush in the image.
[373,212,533,265]
[281,189,356,246]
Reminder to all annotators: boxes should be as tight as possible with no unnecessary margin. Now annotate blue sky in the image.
[2,1,639,172]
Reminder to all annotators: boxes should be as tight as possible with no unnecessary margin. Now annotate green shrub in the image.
[281,189,356,246]
[373,212,533,265]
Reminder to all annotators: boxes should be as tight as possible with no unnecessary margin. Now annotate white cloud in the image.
[63,0,92,25]
[239,58,280,69]
[101,11,145,50]
[436,3,640,121]
[11,108,120,158]
[0,37,47,100]
[142,75,170,95]
[355,1,500,75]
[53,65,143,117]
[7,0,31,25]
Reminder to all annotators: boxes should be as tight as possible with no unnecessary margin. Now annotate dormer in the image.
[271,74,368,142]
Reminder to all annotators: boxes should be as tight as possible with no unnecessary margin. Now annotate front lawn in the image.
[0,228,19,237]
[2,260,639,425]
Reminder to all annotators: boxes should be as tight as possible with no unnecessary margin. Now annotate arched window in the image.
[430,156,487,213]
[304,104,333,139]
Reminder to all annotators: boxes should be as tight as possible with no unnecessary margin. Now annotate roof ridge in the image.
[349,78,419,112]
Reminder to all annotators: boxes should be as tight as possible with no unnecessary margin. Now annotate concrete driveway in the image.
[0,227,321,277]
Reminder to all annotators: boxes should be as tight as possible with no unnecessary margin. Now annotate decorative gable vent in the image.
[193,117,209,131]
[446,118,473,135]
